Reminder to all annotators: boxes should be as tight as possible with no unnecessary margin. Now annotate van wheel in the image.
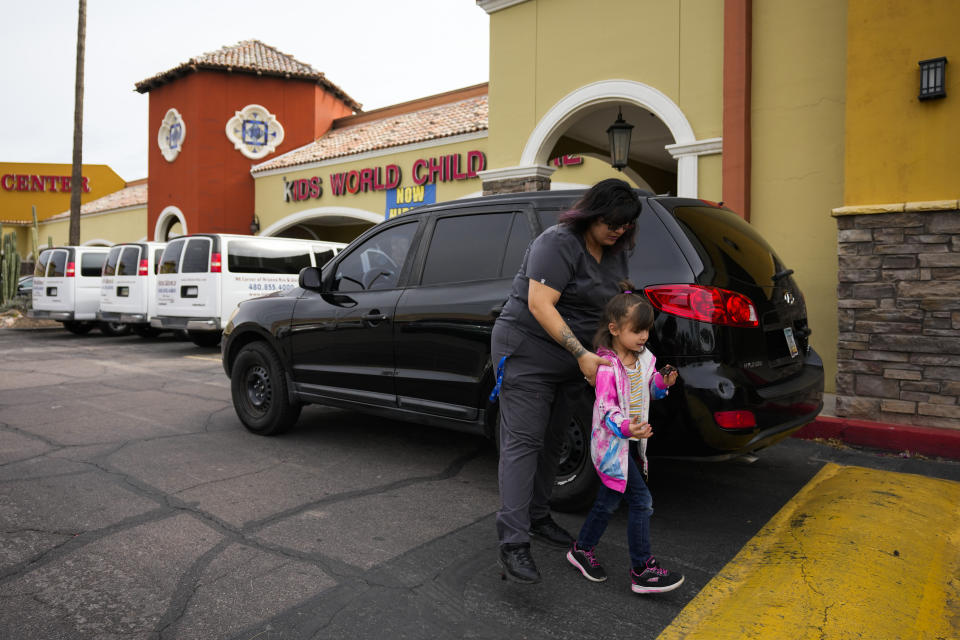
[188,330,221,347]
[231,341,302,435]
[63,321,93,335]
[100,321,131,336]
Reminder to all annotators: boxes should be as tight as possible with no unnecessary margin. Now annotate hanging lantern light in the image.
[606,107,634,171]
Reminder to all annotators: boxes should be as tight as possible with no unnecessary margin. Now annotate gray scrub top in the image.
[497,224,630,348]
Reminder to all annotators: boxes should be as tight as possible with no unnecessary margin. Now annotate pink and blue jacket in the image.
[591,346,669,493]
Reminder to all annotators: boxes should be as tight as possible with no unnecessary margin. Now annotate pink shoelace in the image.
[582,547,601,567]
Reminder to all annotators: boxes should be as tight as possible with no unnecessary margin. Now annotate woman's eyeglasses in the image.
[601,219,636,232]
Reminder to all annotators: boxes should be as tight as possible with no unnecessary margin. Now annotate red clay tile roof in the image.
[47,181,148,221]
[135,40,361,111]
[252,94,488,173]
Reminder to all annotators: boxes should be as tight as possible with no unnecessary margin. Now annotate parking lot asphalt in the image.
[1,327,959,640]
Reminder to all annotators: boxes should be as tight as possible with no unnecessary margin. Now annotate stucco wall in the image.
[38,207,147,249]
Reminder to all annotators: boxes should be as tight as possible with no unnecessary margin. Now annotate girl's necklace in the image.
[618,349,641,368]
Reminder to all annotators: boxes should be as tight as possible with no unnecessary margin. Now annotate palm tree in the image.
[69,0,86,246]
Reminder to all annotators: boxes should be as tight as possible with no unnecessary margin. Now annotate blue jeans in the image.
[576,452,653,569]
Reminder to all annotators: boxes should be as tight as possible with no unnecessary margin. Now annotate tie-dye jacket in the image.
[591,346,669,493]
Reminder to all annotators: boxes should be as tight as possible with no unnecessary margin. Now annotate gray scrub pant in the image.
[492,322,584,546]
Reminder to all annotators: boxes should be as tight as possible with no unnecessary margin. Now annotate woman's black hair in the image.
[594,280,655,350]
[558,178,641,253]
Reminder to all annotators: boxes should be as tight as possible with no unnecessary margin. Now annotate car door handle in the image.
[362,310,388,325]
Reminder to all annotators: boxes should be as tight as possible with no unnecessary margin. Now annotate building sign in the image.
[226,104,285,160]
[283,176,323,202]
[158,108,186,162]
[386,184,436,219]
[551,154,583,167]
[326,151,486,197]
[1,174,91,193]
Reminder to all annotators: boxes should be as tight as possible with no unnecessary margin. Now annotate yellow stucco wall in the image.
[487,0,723,195]
[752,0,847,392]
[845,0,960,205]
[38,207,147,252]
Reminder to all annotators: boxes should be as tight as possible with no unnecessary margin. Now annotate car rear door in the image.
[289,220,421,407]
[393,207,535,420]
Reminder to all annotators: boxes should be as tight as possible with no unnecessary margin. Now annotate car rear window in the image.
[103,247,122,276]
[80,253,106,277]
[34,250,51,276]
[671,205,779,288]
[159,239,184,274]
[117,246,141,276]
[181,238,210,273]
[420,212,515,286]
[227,240,312,274]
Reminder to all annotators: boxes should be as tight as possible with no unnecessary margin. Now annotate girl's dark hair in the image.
[594,280,655,349]
[558,178,641,253]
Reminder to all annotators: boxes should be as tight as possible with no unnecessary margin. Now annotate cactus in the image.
[48,236,53,249]
[1,231,20,304]
[31,206,40,270]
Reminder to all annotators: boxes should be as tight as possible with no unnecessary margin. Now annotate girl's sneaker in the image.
[566,543,608,582]
[631,557,684,593]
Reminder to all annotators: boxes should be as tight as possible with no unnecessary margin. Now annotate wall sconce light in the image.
[918,57,947,100]
[606,107,634,171]
[250,215,260,235]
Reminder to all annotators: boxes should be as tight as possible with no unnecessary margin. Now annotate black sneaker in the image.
[631,557,684,594]
[566,543,608,582]
[529,515,575,548]
[499,543,541,584]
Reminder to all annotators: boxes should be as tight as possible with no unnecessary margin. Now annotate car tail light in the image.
[210,252,222,273]
[645,284,759,328]
[65,261,76,277]
[138,259,149,276]
[714,410,757,429]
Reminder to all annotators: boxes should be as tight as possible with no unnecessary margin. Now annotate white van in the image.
[29,246,123,335]
[97,242,167,337]
[152,234,344,346]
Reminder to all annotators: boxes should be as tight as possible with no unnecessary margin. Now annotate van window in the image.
[103,247,122,276]
[227,240,312,274]
[117,246,141,276]
[154,248,163,274]
[159,239,185,274]
[181,238,211,273]
[48,250,68,277]
[34,250,51,277]
[314,249,335,268]
[421,213,513,286]
[81,253,106,277]
[334,222,417,292]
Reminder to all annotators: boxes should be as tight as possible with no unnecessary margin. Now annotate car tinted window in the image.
[334,223,416,292]
[34,250,51,276]
[537,209,563,230]
[48,250,68,277]
[80,252,106,277]
[103,247,122,276]
[625,208,692,287]
[159,239,184,274]
[117,246,141,276]
[154,248,163,274]
[181,238,210,273]
[501,213,533,278]
[313,248,335,268]
[227,240,312,274]
[421,213,513,286]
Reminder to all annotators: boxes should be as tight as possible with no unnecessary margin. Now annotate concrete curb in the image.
[793,416,960,460]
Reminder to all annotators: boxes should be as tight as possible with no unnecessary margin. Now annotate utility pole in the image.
[69,0,86,246]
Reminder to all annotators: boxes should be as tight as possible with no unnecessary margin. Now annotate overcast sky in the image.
[1,0,489,182]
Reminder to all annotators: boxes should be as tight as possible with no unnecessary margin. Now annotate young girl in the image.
[566,284,684,594]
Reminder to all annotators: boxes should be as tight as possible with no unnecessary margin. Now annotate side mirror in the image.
[298,266,323,291]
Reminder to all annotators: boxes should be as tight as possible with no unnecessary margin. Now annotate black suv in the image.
[222,190,823,509]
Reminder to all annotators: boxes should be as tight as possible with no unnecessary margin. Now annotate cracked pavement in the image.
[2,328,959,639]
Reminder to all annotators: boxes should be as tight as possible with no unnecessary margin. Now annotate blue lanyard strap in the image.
[488,355,507,402]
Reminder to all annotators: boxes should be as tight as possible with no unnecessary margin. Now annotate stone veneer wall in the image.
[834,203,960,430]
[482,175,551,195]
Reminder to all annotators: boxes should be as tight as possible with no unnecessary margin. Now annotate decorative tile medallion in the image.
[158,108,186,162]
[225,104,285,160]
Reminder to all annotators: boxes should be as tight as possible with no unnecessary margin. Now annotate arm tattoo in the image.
[559,324,587,358]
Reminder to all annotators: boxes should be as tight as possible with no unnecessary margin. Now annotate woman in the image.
[492,178,641,583]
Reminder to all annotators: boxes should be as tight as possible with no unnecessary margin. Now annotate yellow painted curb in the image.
[658,464,960,639]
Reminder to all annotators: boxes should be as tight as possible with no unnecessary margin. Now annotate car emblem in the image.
[783,291,796,305]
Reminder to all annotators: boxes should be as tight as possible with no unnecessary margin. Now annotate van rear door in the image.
[75,251,107,320]
[101,245,144,318]
[157,236,218,320]
[34,248,73,314]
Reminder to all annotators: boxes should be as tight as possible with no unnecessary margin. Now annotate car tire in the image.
[62,321,93,335]
[188,330,221,347]
[231,341,302,435]
[99,321,131,336]
[490,405,599,513]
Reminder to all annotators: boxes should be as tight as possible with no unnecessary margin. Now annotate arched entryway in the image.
[517,80,720,196]
[154,206,187,241]
[259,206,383,243]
